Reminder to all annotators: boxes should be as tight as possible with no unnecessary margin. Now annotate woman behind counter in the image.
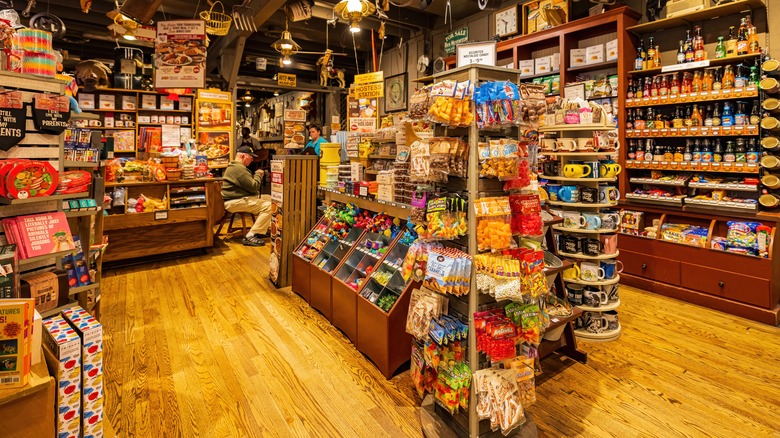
[302,124,326,156]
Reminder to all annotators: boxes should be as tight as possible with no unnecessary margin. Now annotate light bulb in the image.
[349,20,360,33]
[274,91,279,96]
[282,56,292,65]
[280,43,293,50]
[123,30,136,41]
[346,0,362,13]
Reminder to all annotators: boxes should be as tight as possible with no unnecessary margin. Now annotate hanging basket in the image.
[200,1,232,36]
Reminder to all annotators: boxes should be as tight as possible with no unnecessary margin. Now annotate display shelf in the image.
[626,127,760,138]
[65,208,102,218]
[575,323,622,340]
[368,154,396,160]
[137,108,192,113]
[625,161,760,174]
[552,225,618,234]
[685,198,758,211]
[94,87,195,97]
[543,176,617,182]
[83,108,135,113]
[626,0,766,34]
[557,250,619,260]
[106,177,216,187]
[689,182,759,191]
[70,111,100,121]
[64,160,99,168]
[137,123,192,126]
[564,276,620,286]
[625,194,686,205]
[19,250,73,268]
[549,201,619,208]
[518,70,562,81]
[318,188,412,221]
[626,88,759,108]
[540,124,615,132]
[0,192,88,205]
[541,151,619,157]
[370,138,396,144]
[68,283,100,296]
[577,299,621,312]
[628,54,762,77]
[39,301,78,318]
[630,177,687,187]
[567,60,618,73]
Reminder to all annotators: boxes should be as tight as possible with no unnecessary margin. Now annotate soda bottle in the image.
[725,26,737,58]
[694,26,706,61]
[737,18,748,56]
[715,36,726,59]
[735,138,746,162]
[734,101,746,126]
[683,140,693,161]
[713,140,723,162]
[724,141,736,162]
[722,102,734,127]
[677,40,685,64]
[746,138,759,163]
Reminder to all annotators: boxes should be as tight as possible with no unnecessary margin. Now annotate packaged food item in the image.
[475,197,513,252]
[409,86,432,119]
[422,247,472,295]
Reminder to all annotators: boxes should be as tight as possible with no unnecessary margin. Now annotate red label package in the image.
[62,306,104,438]
[42,314,82,438]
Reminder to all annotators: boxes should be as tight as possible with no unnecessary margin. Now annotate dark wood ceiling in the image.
[18,0,463,85]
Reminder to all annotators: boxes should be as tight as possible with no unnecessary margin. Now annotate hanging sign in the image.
[154,20,207,89]
[456,41,497,68]
[444,27,469,54]
[0,92,26,150]
[32,94,71,134]
[277,73,297,87]
[354,82,384,99]
[354,71,384,85]
[255,57,267,71]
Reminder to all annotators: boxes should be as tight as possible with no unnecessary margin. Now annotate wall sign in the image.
[255,57,267,71]
[444,27,469,55]
[277,73,297,87]
[0,92,26,150]
[456,41,497,68]
[354,71,384,85]
[154,20,207,89]
[32,94,70,134]
[354,82,384,99]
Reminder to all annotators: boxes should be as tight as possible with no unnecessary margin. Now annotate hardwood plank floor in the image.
[100,239,780,438]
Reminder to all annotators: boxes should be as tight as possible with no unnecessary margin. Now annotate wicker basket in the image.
[166,168,182,181]
[200,1,232,36]
[161,156,179,167]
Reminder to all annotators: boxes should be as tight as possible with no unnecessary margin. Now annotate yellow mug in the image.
[563,164,592,178]
[600,163,622,178]
[562,264,581,280]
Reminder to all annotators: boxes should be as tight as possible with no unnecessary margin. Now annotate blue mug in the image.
[582,213,602,230]
[600,260,624,279]
[558,185,580,203]
[547,184,562,201]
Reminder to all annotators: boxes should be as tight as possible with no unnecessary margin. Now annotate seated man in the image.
[221,146,272,247]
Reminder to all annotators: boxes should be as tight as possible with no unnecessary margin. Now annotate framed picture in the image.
[384,73,407,113]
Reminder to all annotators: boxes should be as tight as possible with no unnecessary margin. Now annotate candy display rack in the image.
[540,122,623,341]
[309,226,366,321]
[292,216,333,303]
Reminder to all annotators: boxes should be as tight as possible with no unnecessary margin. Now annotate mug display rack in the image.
[541,123,623,342]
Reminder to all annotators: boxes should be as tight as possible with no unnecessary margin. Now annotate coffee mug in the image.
[563,211,587,229]
[558,186,579,203]
[600,260,624,279]
[599,210,620,230]
[543,161,560,176]
[603,284,620,302]
[583,287,609,306]
[583,238,603,256]
[600,162,622,178]
[599,186,620,203]
[582,213,602,230]
[562,235,582,254]
[584,161,600,178]
[580,187,599,204]
[576,137,595,151]
[582,311,608,333]
[547,183,562,201]
[563,164,592,178]
[566,284,584,305]
[580,261,606,281]
[542,138,558,151]
[562,264,581,281]
[603,310,619,331]
[557,139,578,151]
[601,234,619,255]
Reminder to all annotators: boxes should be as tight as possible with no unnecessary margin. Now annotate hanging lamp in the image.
[333,0,376,33]
[272,20,301,65]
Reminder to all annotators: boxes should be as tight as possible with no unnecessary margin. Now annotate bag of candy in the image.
[409,138,431,182]
[409,86,432,120]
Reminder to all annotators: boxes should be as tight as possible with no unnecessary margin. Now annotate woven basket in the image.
[161,157,179,167]
[200,1,232,36]
[166,168,182,181]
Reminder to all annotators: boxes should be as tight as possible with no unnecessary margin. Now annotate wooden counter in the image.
[103,179,221,262]
[0,361,55,438]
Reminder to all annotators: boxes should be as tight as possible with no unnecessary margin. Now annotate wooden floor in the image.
[100,239,780,438]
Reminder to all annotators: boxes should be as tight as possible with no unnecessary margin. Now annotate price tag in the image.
[651,129,660,135]
[680,93,688,100]
[700,127,710,135]
[690,127,700,134]
[669,128,678,136]
[746,86,757,93]
[690,92,698,99]
[643,129,650,135]
[651,96,659,103]
[722,89,732,98]
[679,127,689,135]
[734,163,745,169]
[155,210,169,220]
[711,163,721,170]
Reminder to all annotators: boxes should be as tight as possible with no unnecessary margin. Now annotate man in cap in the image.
[221,146,271,246]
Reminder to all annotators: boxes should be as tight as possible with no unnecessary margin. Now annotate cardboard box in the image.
[62,306,103,438]
[518,60,535,77]
[42,315,81,438]
[121,95,136,110]
[586,44,605,64]
[606,39,618,61]
[377,184,394,202]
[534,56,551,75]
[570,48,587,67]
[160,96,174,110]
[376,172,394,185]
[77,94,95,110]
[98,95,115,110]
[141,95,156,110]
[179,96,192,111]
[551,53,560,72]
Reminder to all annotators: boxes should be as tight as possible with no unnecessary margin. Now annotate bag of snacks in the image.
[475,197,513,252]
[409,86,432,120]
[409,139,431,182]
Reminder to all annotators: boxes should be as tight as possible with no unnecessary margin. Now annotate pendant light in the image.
[272,20,301,65]
[333,0,376,33]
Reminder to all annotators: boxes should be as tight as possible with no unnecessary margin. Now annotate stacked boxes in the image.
[62,306,104,438]
[376,171,394,202]
[42,315,81,438]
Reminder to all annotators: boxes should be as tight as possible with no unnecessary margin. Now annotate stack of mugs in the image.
[760,59,780,208]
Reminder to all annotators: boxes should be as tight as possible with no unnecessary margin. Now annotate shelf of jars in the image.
[625,160,760,174]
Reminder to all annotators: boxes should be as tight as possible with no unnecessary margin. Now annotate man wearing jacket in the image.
[221,146,271,246]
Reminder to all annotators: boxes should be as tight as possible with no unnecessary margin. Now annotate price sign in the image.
[354,82,384,99]
[277,73,297,87]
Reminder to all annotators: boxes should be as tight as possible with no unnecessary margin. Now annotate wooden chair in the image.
[215,211,257,236]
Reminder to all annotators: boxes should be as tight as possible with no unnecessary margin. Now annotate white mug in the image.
[556,139,578,151]
[576,137,595,151]
[580,261,606,281]
[563,211,586,229]
[542,138,558,151]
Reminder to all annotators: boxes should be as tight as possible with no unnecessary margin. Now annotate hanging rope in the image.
[193,0,202,19]
[352,32,359,75]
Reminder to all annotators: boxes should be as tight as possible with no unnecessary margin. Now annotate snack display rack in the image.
[309,226,365,319]
[292,216,335,303]
[540,123,623,341]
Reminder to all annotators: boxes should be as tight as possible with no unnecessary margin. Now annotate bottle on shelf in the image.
[654,46,662,69]
[651,76,660,97]
[657,111,667,129]
[626,108,634,129]
[712,104,722,127]
[635,46,644,71]
[663,144,674,161]
[750,100,760,125]
[749,66,759,86]
[749,25,760,54]
[685,30,695,63]
[628,141,637,160]
[635,108,646,130]
[682,72,693,93]
[645,140,654,161]
[674,146,684,162]
[684,105,693,127]
[636,141,645,161]
[734,64,748,88]
[704,105,713,126]
[712,67,723,91]
[737,18,749,56]
[734,101,746,126]
[722,65,735,89]
[722,102,735,127]
[647,107,656,129]
[715,37,726,59]
[692,139,702,161]
[671,72,681,95]
[692,70,702,92]
[646,36,656,70]
[683,140,693,161]
[747,138,759,163]
[713,140,723,163]
[735,138,747,162]
[677,40,686,64]
[627,78,635,99]
[691,104,702,126]
[701,139,713,163]
[660,74,669,96]
[702,69,713,92]
[673,106,683,128]
[724,141,736,162]
[726,26,737,58]
[643,77,652,98]
[693,25,706,62]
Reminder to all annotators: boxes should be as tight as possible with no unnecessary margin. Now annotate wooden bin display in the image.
[103,179,219,262]
[618,207,779,324]
[291,217,332,302]
[309,227,366,321]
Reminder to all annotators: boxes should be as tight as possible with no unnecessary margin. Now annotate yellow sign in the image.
[354,71,384,85]
[277,73,297,87]
[354,82,384,99]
